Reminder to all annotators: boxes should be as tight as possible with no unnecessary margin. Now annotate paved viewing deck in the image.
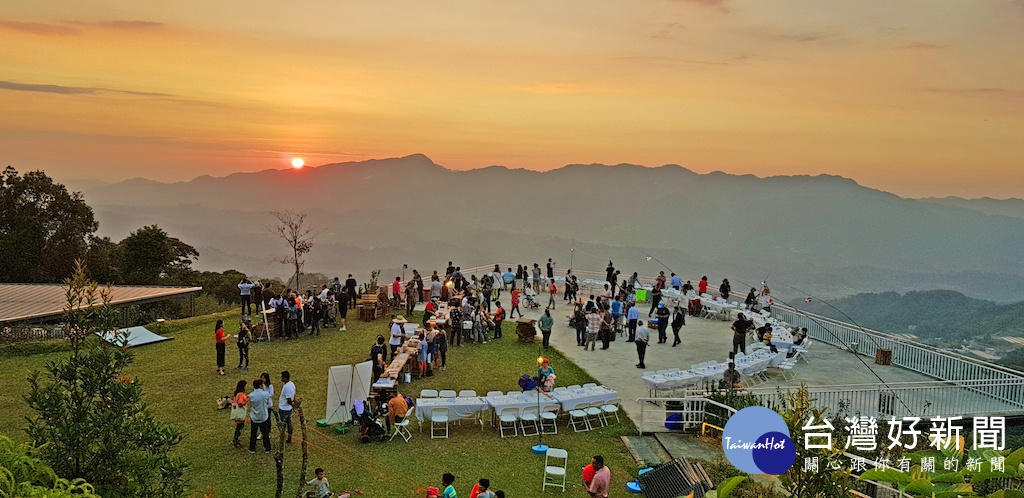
[450,264,1024,434]
[506,300,1024,434]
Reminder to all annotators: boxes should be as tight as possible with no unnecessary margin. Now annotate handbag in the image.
[230,404,246,422]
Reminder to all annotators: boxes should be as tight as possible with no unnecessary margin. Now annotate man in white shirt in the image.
[279,371,296,444]
[389,316,407,360]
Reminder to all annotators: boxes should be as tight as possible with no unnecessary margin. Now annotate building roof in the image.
[0,283,202,324]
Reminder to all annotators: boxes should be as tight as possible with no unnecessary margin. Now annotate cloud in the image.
[0,80,172,98]
[0,20,80,36]
[673,0,730,13]
[742,27,840,44]
[67,20,164,30]
[894,42,945,50]
[926,87,1024,100]
[651,22,684,39]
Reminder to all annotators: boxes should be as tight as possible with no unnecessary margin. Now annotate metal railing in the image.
[746,378,1024,419]
[636,396,737,436]
[770,304,1024,409]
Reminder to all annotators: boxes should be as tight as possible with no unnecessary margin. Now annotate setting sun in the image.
[291,158,304,169]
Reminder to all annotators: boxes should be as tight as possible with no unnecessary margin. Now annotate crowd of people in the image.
[216,259,776,497]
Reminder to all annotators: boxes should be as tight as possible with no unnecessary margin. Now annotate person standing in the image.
[231,380,248,447]
[585,307,601,351]
[670,273,682,291]
[732,313,750,355]
[563,269,573,301]
[587,456,610,498]
[627,302,640,342]
[648,285,662,317]
[610,270,620,297]
[503,267,515,291]
[238,278,256,316]
[671,305,685,347]
[431,275,443,301]
[405,281,417,316]
[599,306,614,350]
[548,280,557,309]
[635,321,650,369]
[699,276,709,295]
[345,274,358,309]
[279,371,296,444]
[546,258,555,281]
[413,269,424,303]
[481,274,494,313]
[509,285,522,319]
[390,316,406,360]
[532,264,542,293]
[573,303,586,347]
[392,277,402,308]
[371,336,387,382]
[745,288,757,311]
[567,275,579,303]
[435,323,449,371]
[720,278,731,300]
[538,307,553,350]
[248,378,272,453]
[605,261,615,284]
[492,301,505,339]
[236,321,252,371]
[214,320,233,375]
[261,372,277,424]
[610,297,623,336]
[656,302,670,344]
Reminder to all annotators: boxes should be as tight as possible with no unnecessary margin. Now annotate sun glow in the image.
[291,157,304,169]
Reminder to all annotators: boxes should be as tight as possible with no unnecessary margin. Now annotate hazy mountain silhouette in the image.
[919,197,1024,220]
[80,154,1024,302]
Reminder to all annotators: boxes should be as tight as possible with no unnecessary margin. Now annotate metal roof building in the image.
[0,283,202,325]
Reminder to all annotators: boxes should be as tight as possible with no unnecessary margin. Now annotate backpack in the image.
[495,307,506,321]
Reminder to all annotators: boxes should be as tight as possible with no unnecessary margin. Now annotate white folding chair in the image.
[458,390,477,397]
[540,404,559,435]
[486,390,503,397]
[430,407,449,439]
[520,406,540,436]
[568,404,590,432]
[552,386,568,393]
[390,406,414,442]
[665,368,681,373]
[543,448,568,492]
[601,398,621,424]
[498,407,519,437]
[582,383,597,389]
[421,389,438,398]
[439,390,457,398]
[584,402,605,428]
[566,384,582,390]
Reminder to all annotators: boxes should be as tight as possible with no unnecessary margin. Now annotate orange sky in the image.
[1,1,1022,198]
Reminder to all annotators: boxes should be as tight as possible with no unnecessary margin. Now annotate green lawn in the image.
[0,310,638,497]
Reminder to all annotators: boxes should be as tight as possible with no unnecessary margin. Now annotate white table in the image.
[486,391,549,417]
[415,396,489,422]
[551,385,617,411]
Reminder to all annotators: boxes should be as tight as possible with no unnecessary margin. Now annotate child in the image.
[306,468,333,498]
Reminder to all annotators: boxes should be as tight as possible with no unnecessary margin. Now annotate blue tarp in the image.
[97,326,172,348]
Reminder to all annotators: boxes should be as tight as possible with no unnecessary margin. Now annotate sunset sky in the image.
[2,1,1022,198]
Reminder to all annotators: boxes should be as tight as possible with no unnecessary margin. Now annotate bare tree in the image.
[267,210,324,291]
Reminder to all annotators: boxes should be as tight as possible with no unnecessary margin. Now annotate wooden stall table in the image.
[515,317,537,343]
[875,348,892,365]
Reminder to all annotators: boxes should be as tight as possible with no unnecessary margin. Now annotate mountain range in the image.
[75,154,1024,303]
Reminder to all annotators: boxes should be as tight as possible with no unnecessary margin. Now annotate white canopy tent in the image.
[324,361,374,425]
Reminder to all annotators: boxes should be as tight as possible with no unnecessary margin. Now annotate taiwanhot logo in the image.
[722,406,796,475]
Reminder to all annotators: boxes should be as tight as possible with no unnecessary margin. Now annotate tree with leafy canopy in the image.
[119,224,199,285]
[0,166,97,283]
[267,210,323,292]
[24,262,187,498]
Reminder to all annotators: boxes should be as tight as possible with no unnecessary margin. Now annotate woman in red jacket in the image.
[215,319,233,375]
[699,276,709,295]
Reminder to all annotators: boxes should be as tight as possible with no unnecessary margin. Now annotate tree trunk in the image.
[294,399,309,498]
[293,247,301,291]
[275,415,287,498]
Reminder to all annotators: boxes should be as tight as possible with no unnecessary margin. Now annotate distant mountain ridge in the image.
[793,289,1024,340]
[78,154,1024,302]
[919,196,1024,220]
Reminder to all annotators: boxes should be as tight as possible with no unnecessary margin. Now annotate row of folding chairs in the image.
[420,389,477,398]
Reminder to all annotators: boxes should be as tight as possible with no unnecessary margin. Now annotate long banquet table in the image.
[415,396,489,422]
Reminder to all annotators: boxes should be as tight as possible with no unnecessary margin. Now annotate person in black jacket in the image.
[745,288,757,311]
[655,302,670,343]
[720,279,731,300]
[671,305,685,347]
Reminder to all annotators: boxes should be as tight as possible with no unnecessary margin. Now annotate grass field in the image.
[0,310,639,498]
